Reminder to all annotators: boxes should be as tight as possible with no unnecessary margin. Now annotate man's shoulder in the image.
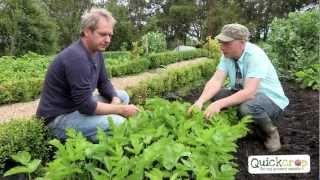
[55,41,88,63]
[245,42,266,55]
[61,41,85,56]
[244,42,269,61]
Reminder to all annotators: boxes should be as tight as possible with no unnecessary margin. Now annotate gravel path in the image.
[0,58,208,123]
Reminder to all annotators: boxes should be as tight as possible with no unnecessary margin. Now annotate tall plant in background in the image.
[141,32,167,54]
[202,36,221,60]
[266,9,319,79]
[0,0,58,56]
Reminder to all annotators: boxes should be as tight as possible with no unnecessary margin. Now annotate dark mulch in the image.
[177,81,319,180]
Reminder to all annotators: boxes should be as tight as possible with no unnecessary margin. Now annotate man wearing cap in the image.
[188,23,289,152]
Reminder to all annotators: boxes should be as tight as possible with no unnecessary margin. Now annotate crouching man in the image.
[188,23,289,152]
[36,8,139,142]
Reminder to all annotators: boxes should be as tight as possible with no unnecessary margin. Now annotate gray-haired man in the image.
[37,8,139,142]
[189,23,289,152]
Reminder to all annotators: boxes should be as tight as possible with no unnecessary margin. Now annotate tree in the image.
[43,0,93,49]
[106,0,138,51]
[0,0,58,56]
[154,0,198,48]
[237,0,316,40]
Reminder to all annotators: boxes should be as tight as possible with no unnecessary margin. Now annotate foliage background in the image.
[0,0,316,56]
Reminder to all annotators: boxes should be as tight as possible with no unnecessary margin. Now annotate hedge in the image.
[108,58,150,77]
[127,58,218,104]
[0,118,52,175]
[103,51,130,59]
[147,49,209,69]
[108,49,209,77]
[0,50,209,105]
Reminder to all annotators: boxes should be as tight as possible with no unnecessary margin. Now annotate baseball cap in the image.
[215,23,250,42]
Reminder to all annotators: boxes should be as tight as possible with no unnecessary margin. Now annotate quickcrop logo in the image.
[248,155,310,174]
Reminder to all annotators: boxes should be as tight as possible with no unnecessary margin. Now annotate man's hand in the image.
[204,101,223,119]
[188,100,204,115]
[120,104,140,118]
[111,97,122,105]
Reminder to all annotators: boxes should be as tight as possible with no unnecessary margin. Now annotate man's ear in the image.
[83,28,92,37]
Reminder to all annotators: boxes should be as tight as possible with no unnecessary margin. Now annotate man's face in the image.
[85,18,113,52]
[218,40,244,59]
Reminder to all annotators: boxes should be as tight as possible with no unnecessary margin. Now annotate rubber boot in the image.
[256,119,281,152]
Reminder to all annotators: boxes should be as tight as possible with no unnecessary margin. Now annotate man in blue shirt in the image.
[37,8,139,142]
[189,23,289,152]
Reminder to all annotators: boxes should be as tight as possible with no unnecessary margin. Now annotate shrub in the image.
[266,9,320,79]
[202,36,221,60]
[0,118,52,175]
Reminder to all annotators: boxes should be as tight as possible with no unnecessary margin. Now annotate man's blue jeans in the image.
[47,90,129,142]
[213,89,283,123]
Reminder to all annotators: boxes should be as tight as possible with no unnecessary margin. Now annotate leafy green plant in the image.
[130,41,145,59]
[39,98,251,179]
[202,36,221,60]
[0,52,50,104]
[141,32,167,54]
[3,151,41,179]
[294,64,320,90]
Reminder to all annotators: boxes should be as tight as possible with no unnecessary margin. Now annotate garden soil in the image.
[180,81,319,180]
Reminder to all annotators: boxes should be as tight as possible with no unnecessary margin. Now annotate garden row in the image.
[0,49,209,105]
[0,57,252,179]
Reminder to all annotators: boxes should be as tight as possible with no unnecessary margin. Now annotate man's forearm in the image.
[95,101,123,115]
[197,81,221,103]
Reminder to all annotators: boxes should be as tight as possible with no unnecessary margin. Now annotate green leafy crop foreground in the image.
[41,98,251,180]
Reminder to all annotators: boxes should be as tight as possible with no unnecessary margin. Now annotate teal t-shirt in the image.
[217,42,289,109]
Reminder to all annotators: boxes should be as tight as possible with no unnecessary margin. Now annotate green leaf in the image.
[11,151,31,166]
[26,159,41,173]
[145,168,165,180]
[4,166,30,176]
